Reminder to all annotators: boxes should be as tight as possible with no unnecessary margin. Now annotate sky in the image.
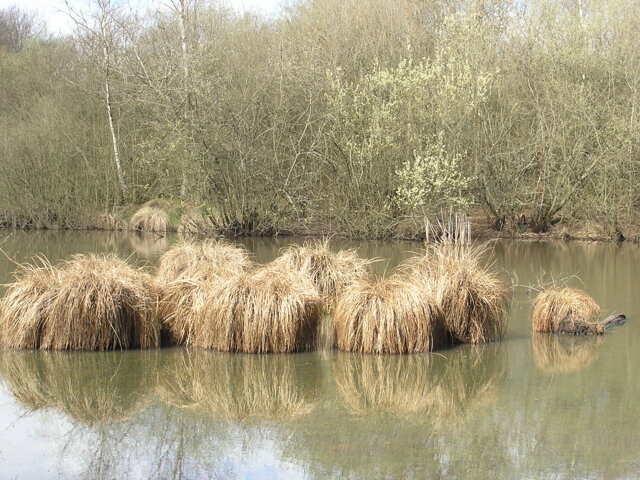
[1,0,287,35]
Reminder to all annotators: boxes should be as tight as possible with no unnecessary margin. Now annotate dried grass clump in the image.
[157,240,253,345]
[95,212,126,231]
[406,244,509,344]
[0,350,158,426]
[157,350,317,419]
[531,287,601,333]
[157,239,251,283]
[333,276,445,354]
[192,264,321,353]
[271,240,370,305]
[1,254,160,350]
[177,209,216,236]
[335,345,505,425]
[0,257,61,349]
[533,334,603,374]
[130,206,169,234]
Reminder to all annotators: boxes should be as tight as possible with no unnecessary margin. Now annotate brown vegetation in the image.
[0,254,161,350]
[129,206,169,234]
[157,349,317,419]
[192,264,321,353]
[156,240,253,345]
[406,244,509,344]
[333,276,445,354]
[531,288,601,334]
[270,240,370,304]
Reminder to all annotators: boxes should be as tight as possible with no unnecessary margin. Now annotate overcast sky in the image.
[0,0,287,34]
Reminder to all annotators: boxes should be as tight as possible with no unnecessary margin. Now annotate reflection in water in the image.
[532,334,603,374]
[334,345,506,424]
[158,349,319,420]
[0,350,158,426]
[127,232,169,259]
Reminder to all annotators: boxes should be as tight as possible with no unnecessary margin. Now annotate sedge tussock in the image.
[0,257,61,349]
[177,209,216,236]
[157,240,253,345]
[1,254,161,351]
[0,350,158,426]
[157,349,317,419]
[129,206,169,234]
[405,244,509,344]
[532,334,603,374]
[270,239,371,305]
[192,264,321,353]
[333,276,445,354]
[157,239,251,283]
[531,287,601,334]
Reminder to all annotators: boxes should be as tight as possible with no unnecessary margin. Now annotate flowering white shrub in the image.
[394,133,471,213]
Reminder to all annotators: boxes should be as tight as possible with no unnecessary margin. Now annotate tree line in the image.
[1,0,639,238]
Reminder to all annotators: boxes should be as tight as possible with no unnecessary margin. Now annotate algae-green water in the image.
[0,231,638,479]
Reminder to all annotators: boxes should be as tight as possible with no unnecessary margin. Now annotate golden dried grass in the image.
[156,240,253,345]
[177,209,216,236]
[532,334,603,374]
[333,276,445,354]
[270,240,370,305]
[130,206,169,234]
[157,239,251,283]
[531,287,601,333]
[157,349,317,419]
[0,350,158,426]
[405,244,509,344]
[1,254,161,351]
[192,263,321,353]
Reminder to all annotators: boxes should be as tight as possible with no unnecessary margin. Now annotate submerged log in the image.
[557,314,626,336]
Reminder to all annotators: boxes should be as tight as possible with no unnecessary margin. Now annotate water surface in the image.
[0,231,639,479]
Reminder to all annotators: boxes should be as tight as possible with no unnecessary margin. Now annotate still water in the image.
[0,231,638,479]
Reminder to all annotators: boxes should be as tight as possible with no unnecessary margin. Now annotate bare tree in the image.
[65,0,128,199]
[0,6,40,52]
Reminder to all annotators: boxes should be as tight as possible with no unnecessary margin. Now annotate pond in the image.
[0,231,638,479]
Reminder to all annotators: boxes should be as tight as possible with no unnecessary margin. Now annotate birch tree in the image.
[66,0,128,199]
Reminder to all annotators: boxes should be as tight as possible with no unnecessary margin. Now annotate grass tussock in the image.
[0,257,61,349]
[157,239,251,283]
[0,254,161,351]
[129,206,169,234]
[405,244,509,344]
[177,208,216,236]
[0,350,158,426]
[335,345,505,424]
[192,264,321,353]
[156,240,253,345]
[532,334,603,374]
[157,350,317,419]
[531,287,601,333]
[333,276,445,354]
[270,240,370,305]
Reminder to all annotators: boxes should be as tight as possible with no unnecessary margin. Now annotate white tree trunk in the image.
[177,0,190,199]
[103,44,127,197]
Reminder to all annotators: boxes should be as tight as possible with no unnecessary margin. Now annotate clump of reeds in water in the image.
[192,263,321,353]
[156,240,253,345]
[0,350,158,426]
[334,345,505,425]
[157,349,318,419]
[270,239,370,306]
[129,205,169,234]
[0,254,160,351]
[405,244,509,345]
[333,276,445,354]
[532,334,603,374]
[531,287,601,334]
